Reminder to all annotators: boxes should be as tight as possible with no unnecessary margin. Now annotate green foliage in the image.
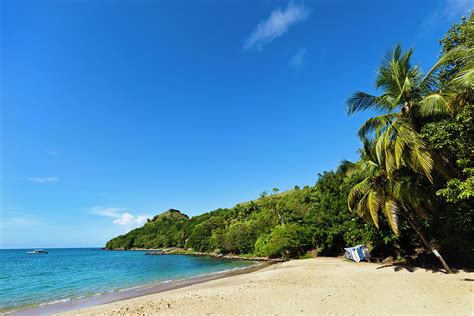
[221,222,256,254]
[438,13,474,83]
[106,172,401,259]
[254,234,270,257]
[262,224,308,258]
[422,104,474,204]
[421,15,473,265]
[187,214,226,252]
[420,104,474,263]
[345,13,473,267]
[304,171,402,257]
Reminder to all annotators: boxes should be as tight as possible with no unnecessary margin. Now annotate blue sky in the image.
[1,0,471,248]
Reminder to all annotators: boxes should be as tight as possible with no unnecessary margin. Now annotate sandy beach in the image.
[60,257,473,315]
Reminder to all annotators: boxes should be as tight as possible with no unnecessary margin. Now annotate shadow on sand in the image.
[376,263,448,274]
[376,263,474,276]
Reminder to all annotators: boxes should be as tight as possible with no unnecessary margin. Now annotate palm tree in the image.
[343,140,453,273]
[346,44,436,182]
[345,45,463,273]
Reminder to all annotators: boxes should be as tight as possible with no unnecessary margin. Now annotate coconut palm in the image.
[343,140,453,273]
[344,45,464,273]
[346,44,436,182]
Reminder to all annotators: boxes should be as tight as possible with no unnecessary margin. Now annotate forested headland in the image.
[106,15,473,269]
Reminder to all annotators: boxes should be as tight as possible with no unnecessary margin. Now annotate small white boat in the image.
[27,249,48,254]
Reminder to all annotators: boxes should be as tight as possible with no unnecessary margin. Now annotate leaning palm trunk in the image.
[401,205,453,274]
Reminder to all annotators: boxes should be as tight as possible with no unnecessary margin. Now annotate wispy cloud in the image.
[43,150,59,155]
[88,207,124,218]
[27,177,59,184]
[289,48,307,68]
[421,0,472,31]
[244,2,310,50]
[88,207,149,227]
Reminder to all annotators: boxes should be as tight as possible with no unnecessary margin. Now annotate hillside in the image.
[106,209,189,249]
[105,172,402,259]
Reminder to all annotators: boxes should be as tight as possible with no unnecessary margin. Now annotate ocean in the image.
[0,248,254,313]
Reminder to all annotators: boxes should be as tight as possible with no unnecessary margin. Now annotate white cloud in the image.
[135,215,148,225]
[244,2,310,50]
[289,48,307,67]
[88,207,149,227]
[27,177,59,183]
[113,212,135,225]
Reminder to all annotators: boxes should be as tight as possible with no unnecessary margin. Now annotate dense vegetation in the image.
[107,175,399,259]
[106,15,473,268]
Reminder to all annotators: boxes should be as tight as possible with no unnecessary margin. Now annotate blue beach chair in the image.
[344,245,369,262]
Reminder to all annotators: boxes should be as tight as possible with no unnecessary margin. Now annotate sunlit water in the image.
[0,248,254,312]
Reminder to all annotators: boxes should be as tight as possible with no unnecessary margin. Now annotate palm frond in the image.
[355,192,371,222]
[337,160,356,175]
[390,180,428,219]
[348,179,370,212]
[384,200,399,235]
[393,129,406,169]
[422,47,473,84]
[375,44,420,104]
[410,145,434,183]
[346,92,397,114]
[357,113,397,139]
[367,189,381,228]
[453,67,474,89]
[418,94,450,116]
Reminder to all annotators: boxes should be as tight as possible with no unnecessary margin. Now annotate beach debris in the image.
[344,245,369,262]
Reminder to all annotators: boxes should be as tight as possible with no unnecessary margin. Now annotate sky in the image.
[1,0,472,248]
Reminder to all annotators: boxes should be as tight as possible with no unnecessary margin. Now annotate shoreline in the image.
[60,257,473,315]
[8,260,269,316]
[105,247,286,262]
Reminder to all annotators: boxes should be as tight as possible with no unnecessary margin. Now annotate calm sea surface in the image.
[0,248,254,312]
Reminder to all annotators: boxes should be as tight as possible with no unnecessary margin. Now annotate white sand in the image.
[60,257,473,315]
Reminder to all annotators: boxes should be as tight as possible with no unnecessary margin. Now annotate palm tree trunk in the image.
[401,206,453,274]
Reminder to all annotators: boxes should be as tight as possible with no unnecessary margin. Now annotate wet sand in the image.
[59,257,473,315]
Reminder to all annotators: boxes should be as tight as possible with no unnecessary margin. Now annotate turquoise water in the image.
[0,248,254,312]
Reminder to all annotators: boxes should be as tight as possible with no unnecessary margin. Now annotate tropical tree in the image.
[345,40,474,272]
[344,140,453,273]
[346,44,435,182]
